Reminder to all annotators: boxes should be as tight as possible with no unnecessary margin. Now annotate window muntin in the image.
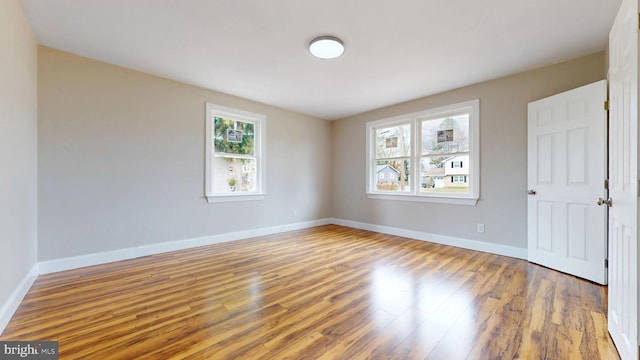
[205,103,265,202]
[366,100,479,205]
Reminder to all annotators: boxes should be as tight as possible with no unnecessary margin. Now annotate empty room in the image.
[1,0,638,359]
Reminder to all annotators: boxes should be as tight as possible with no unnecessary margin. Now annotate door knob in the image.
[597,197,612,207]
[527,190,536,195]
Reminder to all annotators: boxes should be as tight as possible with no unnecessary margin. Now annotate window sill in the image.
[206,194,265,203]
[367,193,478,205]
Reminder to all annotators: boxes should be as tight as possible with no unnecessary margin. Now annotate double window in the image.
[366,99,480,205]
[205,103,265,202]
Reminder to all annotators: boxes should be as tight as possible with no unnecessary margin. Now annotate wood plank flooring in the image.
[1,225,620,359]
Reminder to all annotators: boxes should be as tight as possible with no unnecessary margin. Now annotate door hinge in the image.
[604,179,609,190]
[605,258,609,268]
[604,100,609,111]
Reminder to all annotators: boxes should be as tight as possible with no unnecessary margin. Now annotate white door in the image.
[608,0,638,358]
[527,80,607,284]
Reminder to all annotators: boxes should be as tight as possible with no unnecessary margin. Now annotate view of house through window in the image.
[374,123,411,191]
[420,113,470,194]
[205,103,265,202]
[367,99,479,204]
[213,117,257,193]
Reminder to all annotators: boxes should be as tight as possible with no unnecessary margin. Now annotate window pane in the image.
[420,156,469,194]
[214,117,255,155]
[421,114,469,155]
[212,157,257,193]
[375,159,410,192]
[375,124,411,159]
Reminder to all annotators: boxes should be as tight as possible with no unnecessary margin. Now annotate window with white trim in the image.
[366,99,480,205]
[205,103,265,202]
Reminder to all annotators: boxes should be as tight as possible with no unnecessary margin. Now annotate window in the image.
[205,103,265,202]
[452,175,468,183]
[366,99,479,205]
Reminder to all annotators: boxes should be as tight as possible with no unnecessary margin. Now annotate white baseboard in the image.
[0,264,38,335]
[3,217,525,335]
[331,218,527,260]
[38,217,526,275]
[38,218,333,274]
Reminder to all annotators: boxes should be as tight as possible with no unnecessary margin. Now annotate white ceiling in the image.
[20,0,621,120]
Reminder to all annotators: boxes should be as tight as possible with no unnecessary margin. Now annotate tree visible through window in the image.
[374,123,411,192]
[366,99,479,205]
[421,114,470,194]
[214,117,256,192]
[205,103,265,202]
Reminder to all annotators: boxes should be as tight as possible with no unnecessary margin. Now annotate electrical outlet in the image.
[292,209,298,217]
[477,224,485,233]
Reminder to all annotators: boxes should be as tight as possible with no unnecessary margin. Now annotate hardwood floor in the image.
[1,225,620,359]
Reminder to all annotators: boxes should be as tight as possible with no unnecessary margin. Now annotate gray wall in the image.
[0,0,38,307]
[331,52,607,249]
[36,46,607,259]
[38,47,332,261]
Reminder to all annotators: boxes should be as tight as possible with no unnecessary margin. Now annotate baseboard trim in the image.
[4,217,526,335]
[331,218,527,260]
[38,218,333,275]
[38,217,527,275]
[0,264,38,335]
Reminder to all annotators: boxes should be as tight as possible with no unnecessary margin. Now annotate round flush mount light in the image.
[309,36,344,59]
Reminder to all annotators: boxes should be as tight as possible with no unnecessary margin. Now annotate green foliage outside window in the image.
[214,117,255,155]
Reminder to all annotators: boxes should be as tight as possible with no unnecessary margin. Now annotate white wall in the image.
[0,0,38,329]
[38,47,332,261]
[331,52,607,250]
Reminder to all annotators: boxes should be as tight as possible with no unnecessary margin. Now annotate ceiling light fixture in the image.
[309,36,344,59]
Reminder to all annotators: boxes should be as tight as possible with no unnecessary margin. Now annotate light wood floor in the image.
[1,225,620,359]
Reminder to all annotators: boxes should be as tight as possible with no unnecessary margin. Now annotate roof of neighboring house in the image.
[423,155,467,165]
[442,155,469,163]
[376,165,400,174]
[423,167,445,176]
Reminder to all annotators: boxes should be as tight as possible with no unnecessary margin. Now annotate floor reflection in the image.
[370,265,414,316]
